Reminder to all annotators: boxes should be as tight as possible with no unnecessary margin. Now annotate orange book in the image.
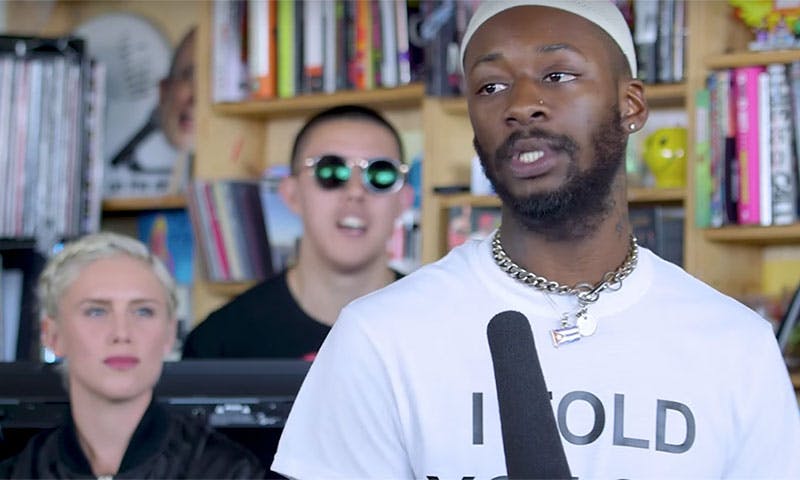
[350,0,373,90]
[247,0,277,99]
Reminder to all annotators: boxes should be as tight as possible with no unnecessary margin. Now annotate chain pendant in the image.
[551,324,581,347]
[575,306,597,337]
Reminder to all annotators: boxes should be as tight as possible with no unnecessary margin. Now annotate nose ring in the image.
[538,99,544,105]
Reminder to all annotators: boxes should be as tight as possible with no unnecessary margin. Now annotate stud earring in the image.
[629,123,636,130]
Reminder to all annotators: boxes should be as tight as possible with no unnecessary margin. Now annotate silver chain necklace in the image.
[491,230,638,347]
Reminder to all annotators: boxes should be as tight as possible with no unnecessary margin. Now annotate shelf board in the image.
[627,187,685,204]
[205,281,257,297]
[435,83,686,115]
[703,223,800,245]
[102,195,187,212]
[438,193,500,209]
[214,83,425,118]
[435,188,683,209]
[705,49,800,70]
[644,82,686,107]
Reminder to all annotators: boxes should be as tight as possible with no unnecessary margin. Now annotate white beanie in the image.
[459,0,637,78]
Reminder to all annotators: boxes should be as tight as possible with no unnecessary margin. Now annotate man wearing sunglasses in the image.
[183,105,410,359]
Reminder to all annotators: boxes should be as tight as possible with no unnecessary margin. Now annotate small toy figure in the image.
[644,127,687,188]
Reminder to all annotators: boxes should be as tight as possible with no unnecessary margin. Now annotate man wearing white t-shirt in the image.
[272,1,800,478]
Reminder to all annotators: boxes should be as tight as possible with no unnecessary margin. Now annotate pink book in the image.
[734,65,764,225]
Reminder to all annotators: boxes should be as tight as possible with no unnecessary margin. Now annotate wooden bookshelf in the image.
[101,194,187,212]
[213,83,425,119]
[703,224,800,245]
[705,49,800,70]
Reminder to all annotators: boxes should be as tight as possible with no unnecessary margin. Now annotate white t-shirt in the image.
[272,236,800,479]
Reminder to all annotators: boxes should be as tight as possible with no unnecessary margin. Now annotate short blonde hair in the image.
[38,232,178,321]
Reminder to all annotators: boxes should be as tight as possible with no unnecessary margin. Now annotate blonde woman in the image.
[0,232,264,478]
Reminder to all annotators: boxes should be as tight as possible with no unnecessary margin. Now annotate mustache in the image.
[494,129,579,160]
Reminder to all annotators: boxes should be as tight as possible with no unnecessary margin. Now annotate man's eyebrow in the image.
[536,42,587,60]
[469,51,504,72]
[468,43,587,73]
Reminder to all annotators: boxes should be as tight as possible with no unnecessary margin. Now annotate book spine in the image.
[757,69,772,226]
[303,0,324,93]
[186,182,219,281]
[212,181,244,281]
[247,0,277,99]
[656,0,674,83]
[0,57,13,237]
[708,71,725,227]
[633,0,659,84]
[694,87,712,228]
[770,63,799,225]
[322,0,338,93]
[213,0,247,102]
[734,65,763,225]
[379,0,398,88]
[202,181,231,281]
[395,0,411,85]
[276,0,296,98]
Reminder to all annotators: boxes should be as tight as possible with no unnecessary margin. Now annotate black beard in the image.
[474,109,627,241]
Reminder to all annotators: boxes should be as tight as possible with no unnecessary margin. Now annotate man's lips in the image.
[104,356,140,370]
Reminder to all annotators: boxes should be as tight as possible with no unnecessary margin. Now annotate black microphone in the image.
[487,310,571,479]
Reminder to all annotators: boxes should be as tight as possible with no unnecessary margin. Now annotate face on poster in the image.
[75,14,196,198]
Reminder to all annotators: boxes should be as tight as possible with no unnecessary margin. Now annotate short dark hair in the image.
[290,104,405,175]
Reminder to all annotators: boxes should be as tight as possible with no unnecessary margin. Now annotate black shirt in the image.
[182,270,403,359]
[0,401,265,478]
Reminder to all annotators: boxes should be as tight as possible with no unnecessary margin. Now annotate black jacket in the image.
[0,401,265,479]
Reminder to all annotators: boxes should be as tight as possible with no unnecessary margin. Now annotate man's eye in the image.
[85,307,106,318]
[477,83,508,95]
[543,72,577,83]
[134,307,156,318]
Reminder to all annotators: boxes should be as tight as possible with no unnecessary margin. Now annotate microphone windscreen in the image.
[487,310,571,479]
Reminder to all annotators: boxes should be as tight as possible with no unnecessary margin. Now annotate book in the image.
[630,205,685,267]
[656,0,674,83]
[671,0,686,82]
[633,0,659,84]
[694,88,712,228]
[137,209,194,285]
[212,181,246,281]
[757,69,772,226]
[322,0,338,93]
[247,0,277,99]
[302,0,324,93]
[276,0,297,98]
[734,65,764,225]
[395,0,412,85]
[378,0,398,88]
[212,0,248,102]
[231,181,274,280]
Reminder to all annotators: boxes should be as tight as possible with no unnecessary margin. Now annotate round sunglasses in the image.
[304,155,409,194]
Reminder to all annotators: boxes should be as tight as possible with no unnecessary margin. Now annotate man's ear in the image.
[41,316,63,358]
[278,175,303,216]
[620,79,649,134]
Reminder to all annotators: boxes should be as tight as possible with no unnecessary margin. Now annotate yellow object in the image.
[644,127,687,188]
